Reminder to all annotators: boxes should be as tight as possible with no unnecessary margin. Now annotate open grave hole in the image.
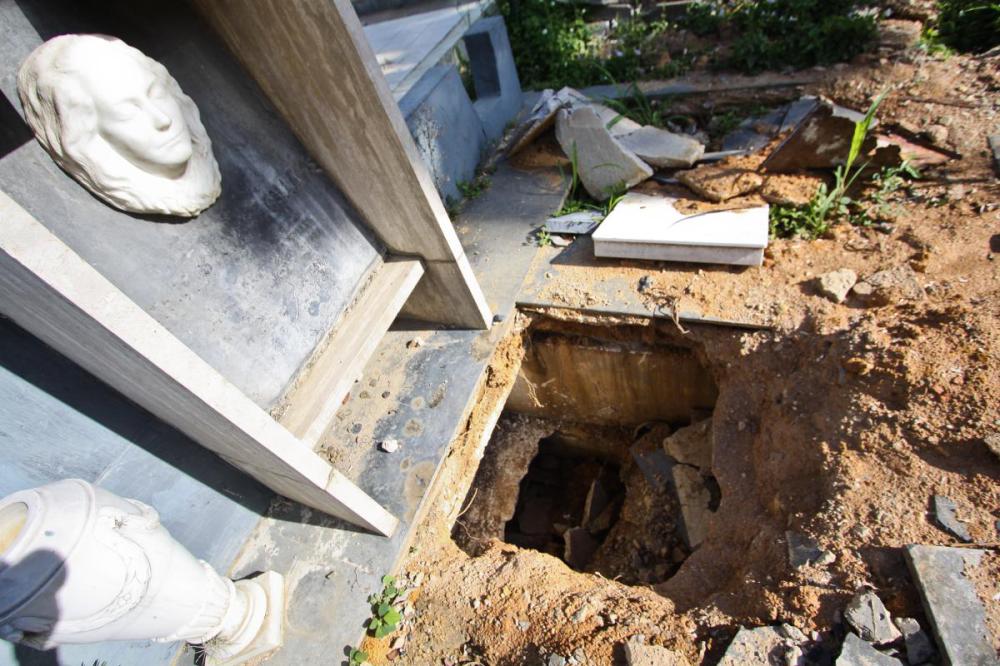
[453,324,721,585]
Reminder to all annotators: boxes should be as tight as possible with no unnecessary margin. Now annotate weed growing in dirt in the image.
[934,0,1000,53]
[917,26,957,57]
[536,226,553,246]
[348,647,369,666]
[457,174,491,200]
[770,90,891,238]
[365,574,404,639]
[555,144,627,219]
[680,0,877,73]
[860,162,921,223]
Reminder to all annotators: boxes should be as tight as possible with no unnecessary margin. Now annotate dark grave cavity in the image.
[454,325,721,586]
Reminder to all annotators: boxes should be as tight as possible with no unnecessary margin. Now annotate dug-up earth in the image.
[359,44,1000,666]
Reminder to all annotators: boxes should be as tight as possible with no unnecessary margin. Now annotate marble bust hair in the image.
[17,34,221,217]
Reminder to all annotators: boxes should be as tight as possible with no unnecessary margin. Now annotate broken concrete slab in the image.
[590,103,643,137]
[762,97,877,173]
[844,590,903,646]
[617,126,705,168]
[671,464,713,549]
[507,86,590,156]
[931,495,972,543]
[721,97,820,153]
[893,617,936,665]
[545,210,604,235]
[555,106,653,200]
[662,418,712,470]
[817,269,858,304]
[718,625,809,666]
[564,526,599,569]
[852,265,926,306]
[905,545,996,666]
[591,192,769,266]
[676,161,763,202]
[624,638,691,666]
[837,633,905,666]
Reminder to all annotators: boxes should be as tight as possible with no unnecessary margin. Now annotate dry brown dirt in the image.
[360,45,999,666]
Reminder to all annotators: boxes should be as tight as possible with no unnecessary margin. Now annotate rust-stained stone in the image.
[676,162,763,202]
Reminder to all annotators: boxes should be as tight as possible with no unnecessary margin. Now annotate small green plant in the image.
[934,0,1000,53]
[348,647,369,666]
[536,226,553,246]
[555,144,628,218]
[770,90,889,238]
[854,161,920,224]
[917,26,956,57]
[366,574,404,639]
[680,0,877,74]
[457,174,491,200]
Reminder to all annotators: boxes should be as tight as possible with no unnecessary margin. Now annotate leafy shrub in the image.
[498,0,683,89]
[681,0,878,73]
[935,0,1000,53]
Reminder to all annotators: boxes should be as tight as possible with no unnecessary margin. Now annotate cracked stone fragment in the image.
[617,126,705,168]
[931,494,972,542]
[817,269,858,304]
[836,633,905,665]
[892,617,935,665]
[844,590,902,646]
[624,638,691,666]
[555,106,652,200]
[718,625,808,666]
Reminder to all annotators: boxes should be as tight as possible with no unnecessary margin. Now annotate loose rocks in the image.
[893,617,935,665]
[718,625,808,666]
[624,638,691,666]
[836,633,904,665]
[930,494,972,542]
[817,268,858,304]
[853,265,925,306]
[844,590,902,646]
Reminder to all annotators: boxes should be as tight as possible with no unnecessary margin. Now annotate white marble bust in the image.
[17,34,221,217]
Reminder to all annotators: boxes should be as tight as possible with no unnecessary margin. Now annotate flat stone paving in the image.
[178,161,567,665]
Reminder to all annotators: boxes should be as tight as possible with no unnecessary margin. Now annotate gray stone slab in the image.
[516,237,774,331]
[837,633,905,665]
[555,106,652,200]
[905,544,997,666]
[197,161,570,666]
[402,64,488,203]
[618,126,705,168]
[0,0,381,408]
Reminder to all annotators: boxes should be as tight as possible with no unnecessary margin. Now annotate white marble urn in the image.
[0,479,283,663]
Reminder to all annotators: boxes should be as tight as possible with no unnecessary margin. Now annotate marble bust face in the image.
[17,35,221,217]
